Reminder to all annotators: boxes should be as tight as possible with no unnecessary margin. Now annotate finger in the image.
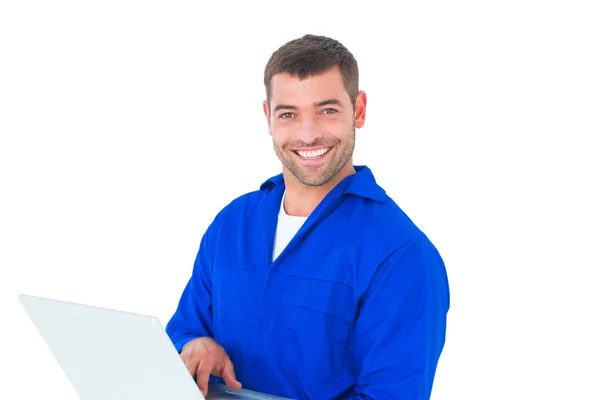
[222,359,242,390]
[182,354,199,378]
[195,358,212,397]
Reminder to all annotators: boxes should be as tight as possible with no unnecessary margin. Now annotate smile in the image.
[294,147,331,160]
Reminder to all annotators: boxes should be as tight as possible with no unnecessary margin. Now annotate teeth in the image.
[297,148,329,159]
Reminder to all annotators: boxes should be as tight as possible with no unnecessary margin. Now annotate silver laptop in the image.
[18,294,292,400]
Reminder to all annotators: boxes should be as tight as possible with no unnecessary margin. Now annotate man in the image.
[165,34,450,399]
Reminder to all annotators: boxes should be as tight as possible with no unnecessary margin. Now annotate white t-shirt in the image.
[272,191,308,261]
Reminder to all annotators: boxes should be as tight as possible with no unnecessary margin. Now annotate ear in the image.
[354,91,367,128]
[263,100,272,133]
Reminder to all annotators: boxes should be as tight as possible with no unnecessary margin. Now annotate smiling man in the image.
[165,34,450,400]
[266,65,362,217]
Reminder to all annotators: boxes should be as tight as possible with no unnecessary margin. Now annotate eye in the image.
[322,108,338,115]
[279,112,294,119]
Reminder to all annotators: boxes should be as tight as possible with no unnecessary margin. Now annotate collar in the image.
[259,165,386,202]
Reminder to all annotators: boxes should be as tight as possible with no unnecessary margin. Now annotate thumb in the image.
[222,360,242,390]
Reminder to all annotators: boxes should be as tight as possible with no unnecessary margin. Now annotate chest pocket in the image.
[281,275,354,383]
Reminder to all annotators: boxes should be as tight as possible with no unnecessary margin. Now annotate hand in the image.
[180,337,242,396]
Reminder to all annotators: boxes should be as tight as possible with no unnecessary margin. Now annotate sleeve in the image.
[165,208,227,353]
[342,235,450,400]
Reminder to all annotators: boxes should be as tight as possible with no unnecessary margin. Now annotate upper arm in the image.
[349,235,450,399]
[165,207,228,352]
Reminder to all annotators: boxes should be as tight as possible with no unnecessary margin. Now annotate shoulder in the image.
[362,194,447,283]
[370,195,420,232]
[349,192,426,247]
[345,184,444,281]
[341,165,425,242]
[229,173,282,208]
[209,172,283,222]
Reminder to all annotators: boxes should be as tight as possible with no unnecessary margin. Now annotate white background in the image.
[1,1,599,399]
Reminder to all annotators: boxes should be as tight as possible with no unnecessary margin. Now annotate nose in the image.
[297,115,322,145]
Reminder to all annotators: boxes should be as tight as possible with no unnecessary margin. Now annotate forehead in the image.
[269,67,349,106]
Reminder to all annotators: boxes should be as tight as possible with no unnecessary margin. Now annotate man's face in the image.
[263,67,366,187]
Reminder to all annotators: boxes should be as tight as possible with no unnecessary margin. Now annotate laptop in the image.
[18,294,292,400]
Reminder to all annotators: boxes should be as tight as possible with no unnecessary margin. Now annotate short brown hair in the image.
[263,34,359,110]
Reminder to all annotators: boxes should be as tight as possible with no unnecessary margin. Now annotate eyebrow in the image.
[272,99,344,113]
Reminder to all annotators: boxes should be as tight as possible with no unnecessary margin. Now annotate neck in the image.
[282,163,355,217]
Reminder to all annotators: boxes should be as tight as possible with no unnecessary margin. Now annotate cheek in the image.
[270,131,287,149]
[271,124,295,141]
[322,120,351,139]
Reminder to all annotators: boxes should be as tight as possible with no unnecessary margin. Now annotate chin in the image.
[298,178,328,187]
[295,170,336,187]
